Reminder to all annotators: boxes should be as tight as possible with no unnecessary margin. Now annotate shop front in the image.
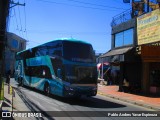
[140,45,160,95]
[99,46,141,90]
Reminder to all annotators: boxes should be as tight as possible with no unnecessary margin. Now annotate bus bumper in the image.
[64,86,97,97]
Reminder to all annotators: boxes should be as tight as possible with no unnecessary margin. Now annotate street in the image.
[1,1,160,120]
[9,79,159,120]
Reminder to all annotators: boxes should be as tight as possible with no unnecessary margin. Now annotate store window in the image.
[115,28,133,47]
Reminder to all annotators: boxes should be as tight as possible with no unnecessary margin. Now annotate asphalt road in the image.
[11,79,160,120]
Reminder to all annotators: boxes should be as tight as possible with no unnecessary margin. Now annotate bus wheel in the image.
[44,83,50,96]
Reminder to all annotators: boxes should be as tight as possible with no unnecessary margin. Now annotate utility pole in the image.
[0,0,25,75]
[0,0,10,100]
[0,0,10,75]
[10,1,25,8]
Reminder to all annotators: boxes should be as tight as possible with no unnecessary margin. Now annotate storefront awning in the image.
[99,46,135,63]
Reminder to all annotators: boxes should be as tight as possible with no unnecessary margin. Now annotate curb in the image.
[97,92,160,111]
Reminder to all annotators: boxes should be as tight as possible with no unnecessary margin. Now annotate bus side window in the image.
[51,58,62,77]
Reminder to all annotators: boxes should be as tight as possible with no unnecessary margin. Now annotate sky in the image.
[8,0,131,54]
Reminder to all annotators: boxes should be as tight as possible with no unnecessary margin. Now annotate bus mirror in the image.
[57,68,62,79]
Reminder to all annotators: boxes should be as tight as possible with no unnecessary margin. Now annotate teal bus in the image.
[15,38,98,97]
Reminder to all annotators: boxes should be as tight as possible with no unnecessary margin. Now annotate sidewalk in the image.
[98,84,160,111]
[0,79,33,120]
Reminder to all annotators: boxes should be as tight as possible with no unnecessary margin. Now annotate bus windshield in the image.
[63,41,95,63]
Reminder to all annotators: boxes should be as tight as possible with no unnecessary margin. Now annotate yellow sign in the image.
[8,85,13,95]
[137,9,160,45]
[0,79,4,100]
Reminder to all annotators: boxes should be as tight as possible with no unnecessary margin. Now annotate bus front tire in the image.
[44,83,50,96]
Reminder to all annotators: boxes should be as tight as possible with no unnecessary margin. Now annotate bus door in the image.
[25,59,32,86]
[50,58,63,95]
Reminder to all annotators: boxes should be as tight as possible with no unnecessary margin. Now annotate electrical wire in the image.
[67,0,128,10]
[23,0,29,41]
[13,7,21,36]
[18,4,23,32]
[27,29,111,35]
[10,9,16,32]
[35,0,127,11]
[9,0,29,45]
[13,8,19,31]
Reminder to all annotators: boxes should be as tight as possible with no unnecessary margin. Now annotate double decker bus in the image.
[15,38,98,97]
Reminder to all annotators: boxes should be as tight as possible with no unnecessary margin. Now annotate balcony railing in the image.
[111,9,132,27]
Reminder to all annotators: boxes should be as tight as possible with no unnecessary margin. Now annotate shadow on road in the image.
[21,85,126,109]
[51,95,126,109]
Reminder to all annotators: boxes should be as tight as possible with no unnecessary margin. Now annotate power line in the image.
[9,0,26,39]
[9,8,16,32]
[113,0,131,6]
[18,5,23,32]
[23,0,26,32]
[28,40,41,44]
[35,0,127,11]
[27,29,111,35]
[13,8,19,30]
[13,7,22,36]
[23,0,29,41]
[67,0,128,10]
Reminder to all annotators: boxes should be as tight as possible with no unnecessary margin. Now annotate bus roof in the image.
[47,38,90,45]
[17,38,91,54]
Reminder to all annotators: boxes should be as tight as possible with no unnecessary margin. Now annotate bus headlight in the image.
[92,87,97,91]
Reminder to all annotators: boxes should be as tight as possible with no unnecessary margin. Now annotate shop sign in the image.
[137,9,160,45]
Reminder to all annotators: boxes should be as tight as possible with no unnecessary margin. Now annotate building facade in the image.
[137,9,160,95]
[5,32,26,76]
[99,8,160,95]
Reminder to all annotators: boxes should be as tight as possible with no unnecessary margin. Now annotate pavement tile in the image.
[98,84,160,111]
[0,79,34,120]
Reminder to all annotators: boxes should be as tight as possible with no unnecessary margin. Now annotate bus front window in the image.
[75,67,97,84]
[63,41,95,63]
[64,66,97,84]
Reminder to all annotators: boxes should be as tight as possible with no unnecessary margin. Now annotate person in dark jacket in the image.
[103,67,112,85]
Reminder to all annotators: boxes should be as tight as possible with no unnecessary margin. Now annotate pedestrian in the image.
[103,66,112,85]
[123,78,129,92]
[6,70,11,84]
[111,69,118,85]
